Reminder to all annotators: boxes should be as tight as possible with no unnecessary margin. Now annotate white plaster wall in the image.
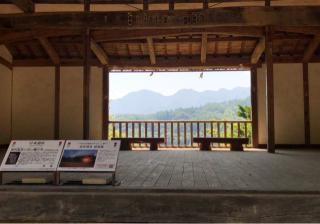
[274,64,304,144]
[60,67,83,139]
[89,67,103,139]
[0,65,12,144]
[12,67,55,140]
[308,64,320,144]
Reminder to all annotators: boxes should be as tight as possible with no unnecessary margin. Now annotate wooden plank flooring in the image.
[116,149,320,191]
[1,148,320,191]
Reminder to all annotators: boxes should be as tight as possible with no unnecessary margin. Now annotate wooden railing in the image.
[109,120,252,148]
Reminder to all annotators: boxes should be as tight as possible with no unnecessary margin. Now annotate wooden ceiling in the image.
[0,1,320,71]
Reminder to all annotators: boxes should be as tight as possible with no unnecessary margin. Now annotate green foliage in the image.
[112,97,251,121]
[237,105,251,120]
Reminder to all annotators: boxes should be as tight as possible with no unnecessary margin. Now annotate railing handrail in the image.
[109,120,252,123]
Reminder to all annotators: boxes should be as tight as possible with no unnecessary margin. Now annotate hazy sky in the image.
[110,71,250,100]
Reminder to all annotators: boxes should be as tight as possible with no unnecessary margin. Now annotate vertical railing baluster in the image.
[217,122,221,147]
[119,122,122,138]
[204,122,207,138]
[152,122,154,138]
[177,122,180,147]
[112,122,115,138]
[164,122,167,147]
[190,122,194,147]
[231,121,234,138]
[237,121,240,138]
[184,122,187,147]
[138,122,142,147]
[125,122,128,137]
[224,121,227,147]
[210,122,213,137]
[171,122,174,147]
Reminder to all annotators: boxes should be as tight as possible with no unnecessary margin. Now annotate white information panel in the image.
[0,140,65,172]
[57,140,120,172]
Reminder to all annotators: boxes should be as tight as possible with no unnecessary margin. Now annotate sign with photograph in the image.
[0,140,65,172]
[57,140,120,172]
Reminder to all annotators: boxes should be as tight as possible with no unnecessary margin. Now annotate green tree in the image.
[237,105,251,120]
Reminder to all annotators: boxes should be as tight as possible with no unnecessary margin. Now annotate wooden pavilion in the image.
[0,1,320,222]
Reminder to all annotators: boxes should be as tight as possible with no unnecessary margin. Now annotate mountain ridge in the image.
[110,87,250,115]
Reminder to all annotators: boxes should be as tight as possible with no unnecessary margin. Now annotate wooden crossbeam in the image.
[38,37,60,65]
[0,56,12,70]
[0,30,81,45]
[11,0,34,13]
[201,33,208,64]
[147,37,156,65]
[303,36,320,63]
[90,39,109,65]
[1,7,320,30]
[251,37,265,64]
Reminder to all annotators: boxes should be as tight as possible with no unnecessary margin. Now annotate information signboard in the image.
[0,140,65,172]
[57,140,120,172]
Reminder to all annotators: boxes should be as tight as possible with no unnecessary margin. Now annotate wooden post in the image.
[102,67,110,140]
[251,66,259,148]
[83,28,91,140]
[54,66,60,139]
[303,63,310,146]
[265,27,275,153]
[203,0,208,9]
[169,0,174,11]
[143,0,149,10]
[265,0,271,6]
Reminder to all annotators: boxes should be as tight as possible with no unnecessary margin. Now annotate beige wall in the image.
[309,64,320,144]
[12,67,55,140]
[257,63,312,145]
[274,64,304,144]
[59,66,103,139]
[89,67,103,139]
[0,65,12,144]
[257,65,267,145]
[60,67,83,139]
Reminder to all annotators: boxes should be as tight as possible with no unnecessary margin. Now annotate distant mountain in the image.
[114,97,251,121]
[110,87,250,115]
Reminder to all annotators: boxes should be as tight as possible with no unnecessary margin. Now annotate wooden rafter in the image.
[0,56,12,70]
[302,36,320,63]
[1,7,320,30]
[38,37,60,65]
[11,0,34,13]
[90,39,109,65]
[146,37,156,65]
[251,37,265,64]
[201,33,208,64]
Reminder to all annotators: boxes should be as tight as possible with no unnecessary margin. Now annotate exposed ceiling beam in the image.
[38,37,60,65]
[90,39,109,65]
[0,29,81,45]
[201,33,207,64]
[251,37,265,64]
[146,37,156,65]
[1,7,320,30]
[11,0,35,13]
[0,56,12,70]
[303,36,320,63]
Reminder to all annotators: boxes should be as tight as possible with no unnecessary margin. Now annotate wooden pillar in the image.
[83,28,90,140]
[143,0,149,10]
[303,63,310,145]
[251,66,259,148]
[203,0,208,9]
[54,65,60,139]
[169,0,174,11]
[265,27,275,153]
[102,67,110,140]
[265,0,271,6]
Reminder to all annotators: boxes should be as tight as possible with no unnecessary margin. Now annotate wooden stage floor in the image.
[1,148,320,191]
[115,149,320,191]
